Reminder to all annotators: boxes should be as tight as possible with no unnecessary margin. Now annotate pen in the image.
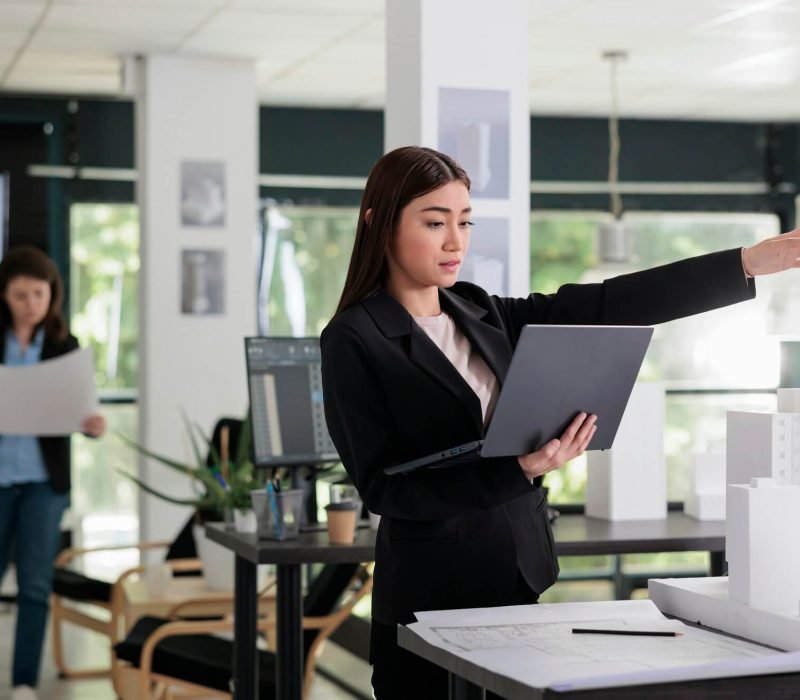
[266,481,283,538]
[571,628,682,637]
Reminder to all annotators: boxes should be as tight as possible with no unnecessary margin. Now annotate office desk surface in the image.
[398,621,800,700]
[551,512,725,556]
[206,513,726,700]
[206,511,725,561]
[205,524,375,563]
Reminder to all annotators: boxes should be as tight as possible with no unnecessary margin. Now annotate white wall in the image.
[386,0,530,296]
[136,55,257,541]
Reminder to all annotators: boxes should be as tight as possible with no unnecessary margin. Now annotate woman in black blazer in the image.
[321,146,800,699]
[0,247,105,700]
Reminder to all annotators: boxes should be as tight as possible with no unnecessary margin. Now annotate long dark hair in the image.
[0,246,68,342]
[335,146,471,314]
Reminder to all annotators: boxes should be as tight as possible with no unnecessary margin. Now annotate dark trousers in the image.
[371,572,539,700]
[0,482,69,688]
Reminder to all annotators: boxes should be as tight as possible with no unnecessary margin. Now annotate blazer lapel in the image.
[363,290,484,433]
[439,289,513,386]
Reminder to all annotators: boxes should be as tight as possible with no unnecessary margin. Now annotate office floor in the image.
[0,600,372,700]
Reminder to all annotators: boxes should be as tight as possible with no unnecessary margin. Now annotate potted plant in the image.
[116,413,259,588]
[116,413,255,521]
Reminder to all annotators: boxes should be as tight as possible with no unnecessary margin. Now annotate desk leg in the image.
[277,563,303,700]
[449,673,485,700]
[710,550,726,577]
[233,555,258,699]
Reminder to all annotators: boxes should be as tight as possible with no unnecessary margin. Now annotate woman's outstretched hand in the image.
[517,412,597,481]
[742,228,800,277]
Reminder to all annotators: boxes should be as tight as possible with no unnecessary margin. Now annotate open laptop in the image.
[384,324,653,476]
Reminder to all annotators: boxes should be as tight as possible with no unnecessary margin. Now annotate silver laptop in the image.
[384,324,653,476]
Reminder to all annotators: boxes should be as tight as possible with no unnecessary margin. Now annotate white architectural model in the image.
[649,388,800,650]
[586,382,666,520]
[727,478,800,612]
[725,388,800,612]
[684,450,726,520]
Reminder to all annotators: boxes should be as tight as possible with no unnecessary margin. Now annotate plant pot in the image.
[233,508,257,533]
[192,524,235,591]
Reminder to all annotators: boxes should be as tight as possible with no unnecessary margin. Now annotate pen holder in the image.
[251,488,304,540]
[325,502,359,544]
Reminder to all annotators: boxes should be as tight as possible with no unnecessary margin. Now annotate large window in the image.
[258,203,357,337]
[69,203,140,555]
[532,211,781,505]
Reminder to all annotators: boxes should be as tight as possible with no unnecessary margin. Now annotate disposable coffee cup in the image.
[325,502,359,544]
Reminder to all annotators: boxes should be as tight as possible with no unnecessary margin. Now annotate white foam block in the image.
[726,411,800,486]
[726,479,800,613]
[684,491,725,520]
[777,388,800,413]
[586,382,666,521]
[650,577,800,652]
[691,451,726,494]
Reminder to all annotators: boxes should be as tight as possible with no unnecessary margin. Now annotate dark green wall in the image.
[0,95,798,236]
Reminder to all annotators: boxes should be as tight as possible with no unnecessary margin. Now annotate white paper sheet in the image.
[407,599,799,692]
[0,348,98,435]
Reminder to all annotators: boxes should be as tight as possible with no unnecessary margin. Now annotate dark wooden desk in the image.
[205,524,374,700]
[398,615,800,700]
[551,512,726,576]
[207,512,726,700]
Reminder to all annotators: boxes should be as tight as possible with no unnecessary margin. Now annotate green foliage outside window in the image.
[70,203,140,540]
[263,207,358,337]
[69,203,140,390]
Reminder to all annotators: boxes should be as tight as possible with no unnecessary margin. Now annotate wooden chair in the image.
[51,416,244,679]
[114,562,373,700]
[50,518,202,679]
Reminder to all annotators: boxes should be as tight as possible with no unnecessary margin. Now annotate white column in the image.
[386,0,530,296]
[135,55,257,541]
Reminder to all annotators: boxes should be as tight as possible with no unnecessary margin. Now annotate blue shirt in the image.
[0,328,49,485]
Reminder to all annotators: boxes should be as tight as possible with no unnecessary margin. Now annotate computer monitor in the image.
[244,336,338,468]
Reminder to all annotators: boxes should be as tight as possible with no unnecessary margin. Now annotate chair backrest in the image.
[206,417,244,468]
[301,563,360,658]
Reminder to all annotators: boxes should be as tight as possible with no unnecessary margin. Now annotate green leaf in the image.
[115,430,196,474]
[115,469,203,507]
[180,407,207,469]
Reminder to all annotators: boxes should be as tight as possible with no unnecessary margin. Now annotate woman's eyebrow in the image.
[419,205,472,214]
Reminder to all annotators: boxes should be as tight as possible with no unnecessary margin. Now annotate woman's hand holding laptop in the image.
[517,412,597,481]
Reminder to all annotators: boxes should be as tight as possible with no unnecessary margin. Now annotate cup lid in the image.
[325,501,358,511]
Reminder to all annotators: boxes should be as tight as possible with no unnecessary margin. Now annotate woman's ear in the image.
[364,208,373,226]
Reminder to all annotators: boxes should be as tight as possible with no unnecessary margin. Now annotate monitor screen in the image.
[245,336,338,467]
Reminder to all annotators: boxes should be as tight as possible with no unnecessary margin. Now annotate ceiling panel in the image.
[200,10,368,37]
[52,0,226,6]
[45,4,208,32]
[29,28,184,53]
[0,0,797,120]
[4,70,119,93]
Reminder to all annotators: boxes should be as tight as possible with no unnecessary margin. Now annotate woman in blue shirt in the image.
[0,247,105,700]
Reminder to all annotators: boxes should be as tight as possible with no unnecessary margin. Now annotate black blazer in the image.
[321,248,755,624]
[0,332,80,493]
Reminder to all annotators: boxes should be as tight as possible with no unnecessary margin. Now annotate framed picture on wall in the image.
[458,217,509,296]
[437,87,511,200]
[181,249,225,315]
[180,160,226,227]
